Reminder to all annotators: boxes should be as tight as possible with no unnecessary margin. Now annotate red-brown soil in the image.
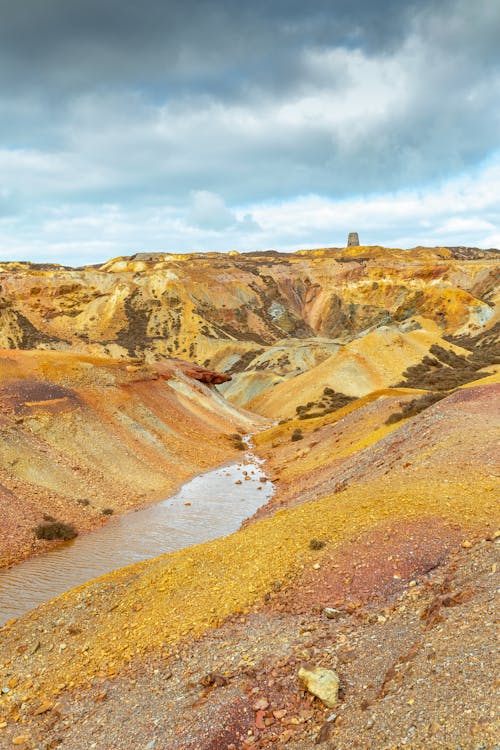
[0,349,259,568]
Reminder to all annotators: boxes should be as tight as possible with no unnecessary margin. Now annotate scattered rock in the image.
[199,672,228,688]
[324,607,342,620]
[33,700,54,715]
[315,722,333,743]
[252,697,269,711]
[298,666,340,708]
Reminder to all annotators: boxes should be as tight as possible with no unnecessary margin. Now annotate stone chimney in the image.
[347,232,360,247]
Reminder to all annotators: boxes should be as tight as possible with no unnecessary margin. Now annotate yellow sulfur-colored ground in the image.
[1,383,498,708]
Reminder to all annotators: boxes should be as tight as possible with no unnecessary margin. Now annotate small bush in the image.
[291,428,303,442]
[309,538,326,550]
[77,498,90,507]
[42,513,56,522]
[385,412,403,425]
[230,433,246,450]
[102,508,114,515]
[34,522,77,541]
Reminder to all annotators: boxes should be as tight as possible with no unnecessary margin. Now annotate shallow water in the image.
[0,443,273,625]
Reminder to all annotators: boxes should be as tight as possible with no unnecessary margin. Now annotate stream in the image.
[0,440,273,626]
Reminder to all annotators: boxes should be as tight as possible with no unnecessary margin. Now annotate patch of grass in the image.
[34,522,77,541]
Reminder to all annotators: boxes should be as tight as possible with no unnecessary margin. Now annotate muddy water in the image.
[0,443,273,625]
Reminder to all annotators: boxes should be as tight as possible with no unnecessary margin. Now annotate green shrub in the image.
[291,428,303,442]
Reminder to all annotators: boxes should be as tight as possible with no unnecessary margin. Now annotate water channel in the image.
[0,440,273,625]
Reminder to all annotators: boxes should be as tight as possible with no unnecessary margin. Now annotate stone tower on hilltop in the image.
[347,232,360,247]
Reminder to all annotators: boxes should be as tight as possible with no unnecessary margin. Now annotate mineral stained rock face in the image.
[298,666,340,708]
[347,232,360,247]
[155,358,232,384]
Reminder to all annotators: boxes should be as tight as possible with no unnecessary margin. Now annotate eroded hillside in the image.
[0,349,261,567]
[1,246,498,410]
[0,375,498,748]
[0,245,498,749]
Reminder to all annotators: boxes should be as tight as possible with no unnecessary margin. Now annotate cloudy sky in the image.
[0,0,499,264]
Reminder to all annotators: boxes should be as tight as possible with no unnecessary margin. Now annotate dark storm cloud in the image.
[0,0,440,99]
[0,0,499,261]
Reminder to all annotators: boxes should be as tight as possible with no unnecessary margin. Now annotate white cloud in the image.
[188,191,236,230]
[0,0,499,262]
[0,154,498,263]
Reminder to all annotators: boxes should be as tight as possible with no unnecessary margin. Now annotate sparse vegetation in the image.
[295,388,355,419]
[309,538,326,550]
[230,433,246,450]
[385,391,452,425]
[77,498,90,507]
[102,508,114,515]
[396,343,496,391]
[291,428,303,441]
[34,521,77,541]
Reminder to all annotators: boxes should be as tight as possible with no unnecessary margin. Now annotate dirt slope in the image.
[0,246,496,370]
[0,380,497,749]
[0,349,262,568]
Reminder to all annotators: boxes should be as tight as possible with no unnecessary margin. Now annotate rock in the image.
[199,672,227,688]
[315,722,332,743]
[273,709,287,719]
[33,700,54,715]
[252,697,269,711]
[324,607,342,620]
[155,359,231,385]
[298,666,340,708]
[255,710,266,729]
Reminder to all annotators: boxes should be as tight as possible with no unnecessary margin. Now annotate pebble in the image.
[252,697,269,711]
[324,607,342,620]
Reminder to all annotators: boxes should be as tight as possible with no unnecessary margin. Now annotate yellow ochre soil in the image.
[0,378,498,749]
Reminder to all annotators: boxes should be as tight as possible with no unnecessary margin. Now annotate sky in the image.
[0,0,499,264]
